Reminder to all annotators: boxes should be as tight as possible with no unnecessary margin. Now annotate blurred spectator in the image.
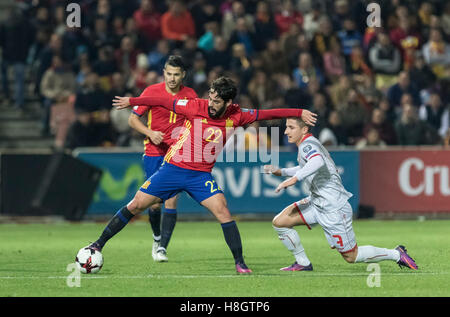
[286,32,311,69]
[395,103,440,145]
[253,1,277,51]
[363,107,397,145]
[292,52,324,89]
[64,108,93,150]
[303,3,326,40]
[387,71,421,110]
[389,17,421,63]
[247,70,277,108]
[355,128,387,149]
[228,17,257,56]
[310,92,330,136]
[93,45,118,78]
[40,55,76,135]
[206,36,231,71]
[161,0,196,45]
[408,52,437,91]
[185,53,208,94]
[110,72,133,97]
[331,0,351,31]
[337,88,369,142]
[319,110,348,146]
[222,1,255,41]
[191,0,222,38]
[337,18,362,58]
[422,28,450,79]
[310,17,339,66]
[274,0,303,35]
[133,0,162,44]
[323,38,346,83]
[369,30,402,75]
[0,7,33,109]
[348,46,373,83]
[115,36,140,77]
[442,3,450,37]
[74,72,110,114]
[230,43,252,92]
[198,21,221,53]
[419,92,449,138]
[260,39,289,76]
[148,39,170,74]
[329,75,352,109]
[129,53,150,92]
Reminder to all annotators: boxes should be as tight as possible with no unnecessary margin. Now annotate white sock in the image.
[273,226,311,266]
[355,245,400,263]
[153,234,161,242]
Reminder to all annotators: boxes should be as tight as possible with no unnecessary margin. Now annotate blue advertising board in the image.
[75,150,359,215]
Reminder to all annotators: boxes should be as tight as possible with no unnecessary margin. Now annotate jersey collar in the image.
[299,133,313,145]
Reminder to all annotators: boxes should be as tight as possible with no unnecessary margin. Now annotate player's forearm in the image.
[294,156,325,181]
[280,166,301,177]
[256,108,303,121]
[128,114,152,137]
[129,96,174,110]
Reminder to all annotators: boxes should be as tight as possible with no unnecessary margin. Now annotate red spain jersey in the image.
[129,96,304,172]
[132,82,197,156]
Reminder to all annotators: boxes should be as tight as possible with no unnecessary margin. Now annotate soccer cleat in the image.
[395,245,418,270]
[154,249,168,262]
[86,242,102,252]
[151,240,160,261]
[280,262,313,271]
[235,262,252,274]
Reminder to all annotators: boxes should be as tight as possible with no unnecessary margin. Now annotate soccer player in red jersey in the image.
[87,77,317,274]
[128,55,197,262]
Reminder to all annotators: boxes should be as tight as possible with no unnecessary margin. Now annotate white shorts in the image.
[293,200,357,254]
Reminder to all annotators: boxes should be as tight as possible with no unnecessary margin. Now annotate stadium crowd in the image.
[0,0,449,149]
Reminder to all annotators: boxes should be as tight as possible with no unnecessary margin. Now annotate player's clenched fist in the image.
[113,96,131,109]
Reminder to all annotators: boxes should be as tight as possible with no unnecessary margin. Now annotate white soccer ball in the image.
[75,247,104,274]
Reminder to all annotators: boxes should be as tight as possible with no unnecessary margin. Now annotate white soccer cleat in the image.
[152,240,160,261]
[154,248,168,262]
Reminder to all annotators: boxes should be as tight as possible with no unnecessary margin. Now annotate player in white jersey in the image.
[262,117,418,271]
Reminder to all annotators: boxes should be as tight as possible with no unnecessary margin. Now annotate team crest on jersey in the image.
[141,180,151,189]
[176,99,189,106]
[226,118,234,128]
[303,145,312,153]
[201,118,208,124]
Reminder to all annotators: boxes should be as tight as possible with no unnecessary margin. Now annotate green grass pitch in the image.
[0,219,449,297]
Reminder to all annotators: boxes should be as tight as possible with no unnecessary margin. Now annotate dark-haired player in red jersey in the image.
[129,55,197,262]
[86,77,317,274]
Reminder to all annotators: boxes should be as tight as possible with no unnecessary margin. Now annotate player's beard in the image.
[208,105,226,119]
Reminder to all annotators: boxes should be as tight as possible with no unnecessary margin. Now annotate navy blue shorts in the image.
[139,162,223,204]
[142,155,164,179]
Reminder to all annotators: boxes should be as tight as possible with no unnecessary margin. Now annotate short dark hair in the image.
[164,55,186,71]
[210,76,237,103]
[288,117,311,132]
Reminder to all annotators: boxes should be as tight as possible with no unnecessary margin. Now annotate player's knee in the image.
[341,250,357,263]
[128,196,152,214]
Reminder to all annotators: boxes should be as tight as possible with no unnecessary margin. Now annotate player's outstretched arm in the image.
[256,108,317,126]
[113,95,175,111]
[275,155,324,193]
